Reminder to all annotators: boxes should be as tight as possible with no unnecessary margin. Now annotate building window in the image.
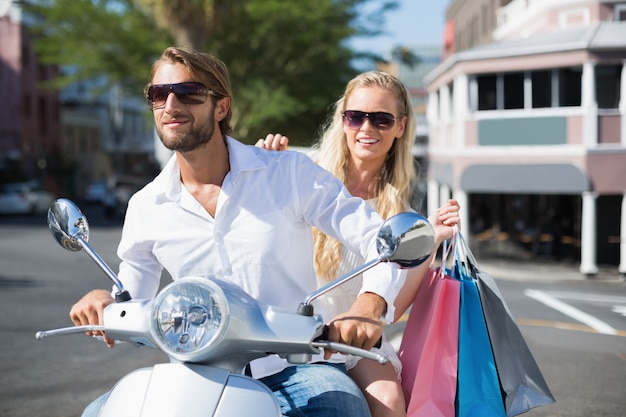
[558,8,590,28]
[21,44,29,67]
[78,127,89,153]
[23,94,31,117]
[64,126,76,155]
[531,70,552,108]
[38,98,47,135]
[503,72,524,109]
[448,82,455,117]
[91,128,101,151]
[478,74,497,110]
[615,5,626,21]
[473,14,479,45]
[475,67,582,111]
[595,64,622,109]
[482,5,489,36]
[558,67,582,107]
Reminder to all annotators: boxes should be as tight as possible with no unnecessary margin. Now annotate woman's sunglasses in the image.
[145,82,215,109]
[342,110,396,131]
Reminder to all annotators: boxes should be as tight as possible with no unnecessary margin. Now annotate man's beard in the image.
[158,113,217,153]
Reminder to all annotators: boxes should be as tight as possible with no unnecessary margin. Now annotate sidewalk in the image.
[477,257,625,283]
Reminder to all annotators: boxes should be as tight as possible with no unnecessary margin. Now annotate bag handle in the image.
[453,226,480,278]
[434,227,457,279]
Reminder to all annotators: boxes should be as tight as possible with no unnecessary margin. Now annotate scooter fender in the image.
[99,363,281,417]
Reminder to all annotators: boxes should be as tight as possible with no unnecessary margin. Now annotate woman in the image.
[258,71,460,417]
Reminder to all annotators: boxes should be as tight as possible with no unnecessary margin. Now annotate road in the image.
[385,274,626,417]
[476,279,625,417]
[0,207,625,417]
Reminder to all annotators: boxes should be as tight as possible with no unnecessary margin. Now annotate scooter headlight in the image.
[151,277,228,361]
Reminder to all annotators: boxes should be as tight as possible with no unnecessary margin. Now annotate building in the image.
[0,1,62,192]
[426,0,626,275]
[0,0,157,200]
[61,78,158,198]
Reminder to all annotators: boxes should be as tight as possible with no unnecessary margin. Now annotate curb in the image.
[477,260,625,283]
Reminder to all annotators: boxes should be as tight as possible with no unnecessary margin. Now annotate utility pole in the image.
[109,83,124,177]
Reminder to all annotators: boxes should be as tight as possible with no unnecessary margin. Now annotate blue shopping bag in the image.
[454,260,506,417]
[455,231,555,417]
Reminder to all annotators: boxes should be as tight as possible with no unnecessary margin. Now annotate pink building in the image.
[427,0,626,275]
[0,2,22,162]
[0,1,61,191]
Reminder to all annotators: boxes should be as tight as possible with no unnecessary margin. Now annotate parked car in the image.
[82,181,110,204]
[103,175,151,219]
[0,181,56,215]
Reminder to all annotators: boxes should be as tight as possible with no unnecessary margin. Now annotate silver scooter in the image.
[36,198,435,417]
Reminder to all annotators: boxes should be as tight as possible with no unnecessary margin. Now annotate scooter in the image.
[36,198,435,417]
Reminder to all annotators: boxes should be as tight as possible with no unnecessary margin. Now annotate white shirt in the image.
[115,137,405,376]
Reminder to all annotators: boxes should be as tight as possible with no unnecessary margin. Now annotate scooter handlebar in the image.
[35,325,105,339]
[313,325,386,364]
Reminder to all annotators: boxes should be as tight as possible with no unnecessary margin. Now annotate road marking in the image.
[524,289,618,335]
[516,318,626,336]
[613,306,626,317]
[546,291,626,304]
[394,295,626,337]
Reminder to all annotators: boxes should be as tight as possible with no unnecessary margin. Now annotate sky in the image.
[350,0,450,57]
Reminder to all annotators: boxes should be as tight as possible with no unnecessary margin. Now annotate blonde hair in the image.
[312,71,418,282]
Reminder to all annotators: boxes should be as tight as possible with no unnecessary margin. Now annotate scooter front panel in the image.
[214,374,281,416]
[98,363,281,417]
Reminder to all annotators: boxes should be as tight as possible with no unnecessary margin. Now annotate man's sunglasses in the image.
[145,82,216,109]
[342,110,396,131]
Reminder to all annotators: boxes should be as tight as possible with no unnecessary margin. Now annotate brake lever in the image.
[311,341,388,364]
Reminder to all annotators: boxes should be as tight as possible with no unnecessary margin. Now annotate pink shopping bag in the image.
[398,264,461,417]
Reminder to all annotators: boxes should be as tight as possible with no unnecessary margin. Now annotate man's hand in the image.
[323,292,386,359]
[255,133,289,151]
[69,289,116,348]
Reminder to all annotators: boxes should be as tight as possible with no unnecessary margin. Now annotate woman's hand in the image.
[393,200,461,320]
[255,133,289,151]
[429,199,461,245]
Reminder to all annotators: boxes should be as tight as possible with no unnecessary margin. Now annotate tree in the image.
[23,0,172,92]
[22,0,398,145]
[390,46,421,68]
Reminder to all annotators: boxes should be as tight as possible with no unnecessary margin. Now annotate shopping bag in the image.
[450,233,555,417]
[398,242,460,417]
[475,269,556,416]
[456,233,555,416]
[454,259,506,417]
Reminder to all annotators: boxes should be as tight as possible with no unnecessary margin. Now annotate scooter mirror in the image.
[376,212,435,268]
[48,198,89,252]
[300,212,436,313]
[47,198,131,302]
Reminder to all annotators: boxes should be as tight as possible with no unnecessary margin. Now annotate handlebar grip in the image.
[317,325,382,349]
[374,336,382,349]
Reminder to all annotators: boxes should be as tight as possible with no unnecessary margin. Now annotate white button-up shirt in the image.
[116,137,404,376]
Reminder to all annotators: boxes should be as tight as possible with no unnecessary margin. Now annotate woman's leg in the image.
[348,359,407,417]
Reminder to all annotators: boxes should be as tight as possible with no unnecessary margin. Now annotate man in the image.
[70,47,405,417]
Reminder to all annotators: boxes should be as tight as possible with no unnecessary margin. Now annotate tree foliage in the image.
[390,46,421,68]
[23,0,172,91]
[22,0,398,145]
